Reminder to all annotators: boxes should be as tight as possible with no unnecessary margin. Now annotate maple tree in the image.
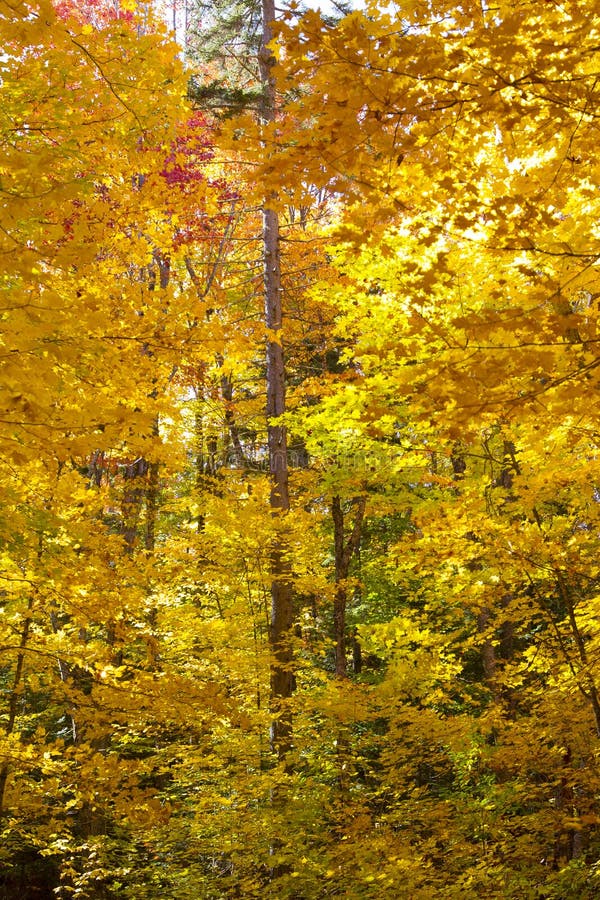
[270,1,600,895]
[3,0,600,897]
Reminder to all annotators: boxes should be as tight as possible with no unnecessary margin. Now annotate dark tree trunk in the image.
[259,0,295,763]
[331,496,366,678]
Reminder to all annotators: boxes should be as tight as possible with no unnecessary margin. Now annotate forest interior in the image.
[2,0,600,897]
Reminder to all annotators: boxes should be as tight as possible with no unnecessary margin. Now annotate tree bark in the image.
[332,496,366,678]
[0,597,33,819]
[259,0,294,762]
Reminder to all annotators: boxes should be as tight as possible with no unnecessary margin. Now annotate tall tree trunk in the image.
[0,597,33,819]
[331,496,366,678]
[331,495,366,799]
[144,459,160,669]
[259,0,294,762]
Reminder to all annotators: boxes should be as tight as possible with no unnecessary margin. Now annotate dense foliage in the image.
[2,0,600,896]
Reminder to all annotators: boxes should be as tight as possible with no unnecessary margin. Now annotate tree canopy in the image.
[2,0,600,897]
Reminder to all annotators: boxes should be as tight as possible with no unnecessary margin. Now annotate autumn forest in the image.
[2,0,600,896]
